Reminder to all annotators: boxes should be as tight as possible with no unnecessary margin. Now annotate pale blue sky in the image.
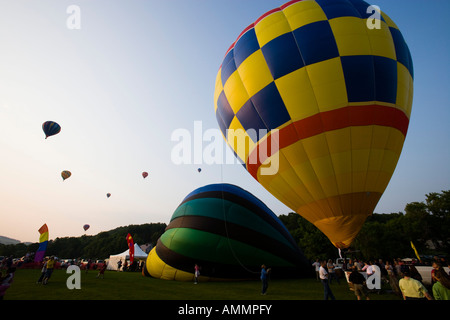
[0,0,449,242]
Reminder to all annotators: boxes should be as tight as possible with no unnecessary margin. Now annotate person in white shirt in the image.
[312,259,321,281]
[319,261,336,300]
[362,261,374,276]
[327,259,340,284]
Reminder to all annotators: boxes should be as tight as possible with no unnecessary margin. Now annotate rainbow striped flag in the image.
[34,224,49,262]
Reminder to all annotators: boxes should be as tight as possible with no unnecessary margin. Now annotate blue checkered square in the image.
[293,20,339,66]
[261,32,305,80]
[236,99,268,143]
[341,55,376,102]
[234,28,260,68]
[216,91,235,131]
[373,56,398,103]
[390,27,414,79]
[251,82,291,131]
[221,49,237,85]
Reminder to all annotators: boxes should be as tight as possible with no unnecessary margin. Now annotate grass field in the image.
[3,268,402,301]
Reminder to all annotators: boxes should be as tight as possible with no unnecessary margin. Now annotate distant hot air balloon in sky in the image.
[214,0,413,248]
[42,121,61,139]
[142,172,148,179]
[61,170,71,181]
[106,193,111,198]
[197,168,202,173]
[83,224,90,231]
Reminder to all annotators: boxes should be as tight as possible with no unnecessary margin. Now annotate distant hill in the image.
[0,236,21,245]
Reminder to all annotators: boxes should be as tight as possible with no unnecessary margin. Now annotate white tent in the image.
[107,243,148,271]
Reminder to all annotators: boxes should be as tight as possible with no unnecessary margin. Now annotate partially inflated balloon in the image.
[42,121,61,139]
[83,224,90,231]
[145,183,309,281]
[214,0,413,248]
[61,170,71,181]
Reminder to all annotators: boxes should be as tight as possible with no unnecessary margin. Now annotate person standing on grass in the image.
[319,261,335,300]
[260,264,271,295]
[385,260,401,296]
[312,259,321,281]
[123,260,128,272]
[194,264,200,284]
[37,258,48,284]
[97,262,107,279]
[432,268,450,300]
[362,261,374,277]
[399,269,433,300]
[327,259,339,284]
[42,256,55,285]
[348,266,370,300]
[86,259,91,274]
[0,267,16,300]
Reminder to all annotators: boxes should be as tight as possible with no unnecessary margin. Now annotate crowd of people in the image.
[115,258,145,272]
[312,256,450,300]
[0,256,16,299]
[0,266,16,300]
[2,253,450,300]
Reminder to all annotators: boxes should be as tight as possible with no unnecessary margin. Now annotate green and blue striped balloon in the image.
[146,184,310,281]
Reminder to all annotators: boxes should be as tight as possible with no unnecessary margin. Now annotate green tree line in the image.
[2,191,449,263]
[0,223,166,260]
[278,190,450,261]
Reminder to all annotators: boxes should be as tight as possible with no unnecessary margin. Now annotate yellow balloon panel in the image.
[227,118,255,163]
[214,70,223,113]
[236,50,273,98]
[255,10,292,47]
[275,67,319,121]
[305,57,348,112]
[223,71,250,114]
[329,17,372,56]
[254,126,405,248]
[314,211,372,248]
[146,248,202,282]
[282,0,327,30]
[366,21,397,60]
[396,63,414,118]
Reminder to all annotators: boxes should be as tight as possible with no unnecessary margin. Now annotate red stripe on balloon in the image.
[280,0,304,10]
[246,105,409,179]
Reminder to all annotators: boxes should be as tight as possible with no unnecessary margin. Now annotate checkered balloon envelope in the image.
[214,0,413,249]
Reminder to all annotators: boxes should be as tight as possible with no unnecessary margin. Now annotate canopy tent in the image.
[107,243,148,271]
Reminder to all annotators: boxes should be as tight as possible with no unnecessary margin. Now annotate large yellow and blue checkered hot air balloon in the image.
[214,0,413,248]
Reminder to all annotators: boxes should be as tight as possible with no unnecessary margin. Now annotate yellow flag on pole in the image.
[410,241,421,262]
